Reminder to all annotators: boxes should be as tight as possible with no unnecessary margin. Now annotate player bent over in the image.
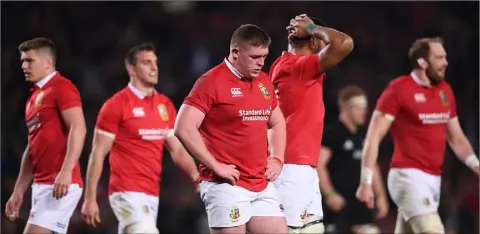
[175,24,287,234]
[270,14,353,234]
[5,38,87,234]
[356,37,479,234]
[81,43,199,234]
[319,86,388,234]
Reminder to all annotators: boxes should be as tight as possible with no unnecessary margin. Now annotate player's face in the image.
[236,45,269,78]
[20,50,51,83]
[426,42,448,83]
[348,105,367,126]
[134,51,158,86]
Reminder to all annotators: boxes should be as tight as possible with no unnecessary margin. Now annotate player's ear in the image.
[309,37,316,50]
[231,47,240,60]
[126,64,136,76]
[417,58,428,69]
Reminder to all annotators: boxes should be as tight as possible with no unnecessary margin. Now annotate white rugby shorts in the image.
[388,168,441,221]
[109,191,159,233]
[199,181,284,228]
[273,164,323,227]
[27,183,83,233]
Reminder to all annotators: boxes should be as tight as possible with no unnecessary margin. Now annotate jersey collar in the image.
[128,83,148,99]
[410,72,430,88]
[35,71,57,88]
[224,58,244,80]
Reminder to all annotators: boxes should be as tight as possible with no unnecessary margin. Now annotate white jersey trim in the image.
[36,71,57,88]
[166,129,175,138]
[448,116,458,122]
[373,110,395,122]
[95,128,116,139]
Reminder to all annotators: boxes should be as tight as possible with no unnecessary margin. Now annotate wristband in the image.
[323,189,337,198]
[360,167,374,185]
[269,156,284,166]
[464,154,479,169]
[306,24,317,34]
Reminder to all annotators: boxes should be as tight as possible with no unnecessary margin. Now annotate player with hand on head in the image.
[319,86,387,234]
[356,37,479,234]
[5,37,87,234]
[270,14,354,234]
[175,24,287,234]
[80,43,199,234]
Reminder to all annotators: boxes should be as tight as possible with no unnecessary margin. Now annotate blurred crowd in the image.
[1,2,478,234]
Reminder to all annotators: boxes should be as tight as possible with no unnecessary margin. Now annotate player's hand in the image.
[5,192,23,221]
[325,193,346,212]
[265,158,283,181]
[356,183,375,209]
[286,14,314,40]
[53,170,72,199]
[81,199,101,227]
[212,162,240,185]
[375,197,389,219]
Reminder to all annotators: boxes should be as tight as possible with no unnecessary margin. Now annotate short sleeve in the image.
[183,76,216,114]
[56,82,82,111]
[165,99,177,129]
[263,74,278,109]
[321,126,335,149]
[375,84,401,120]
[95,98,122,136]
[294,54,323,81]
[447,86,457,119]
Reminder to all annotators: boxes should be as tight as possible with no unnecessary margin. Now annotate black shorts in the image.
[323,195,375,232]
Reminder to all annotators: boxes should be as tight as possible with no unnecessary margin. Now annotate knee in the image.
[125,220,159,234]
[408,213,445,234]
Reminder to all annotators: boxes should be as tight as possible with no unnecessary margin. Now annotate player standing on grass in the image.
[80,43,199,234]
[5,37,87,234]
[319,85,388,234]
[175,24,287,234]
[269,14,353,234]
[356,37,480,234]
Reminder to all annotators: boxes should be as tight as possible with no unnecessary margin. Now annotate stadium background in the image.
[1,1,478,233]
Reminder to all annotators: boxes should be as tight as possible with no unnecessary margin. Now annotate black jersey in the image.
[322,120,366,196]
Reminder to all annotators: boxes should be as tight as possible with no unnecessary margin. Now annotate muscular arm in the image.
[267,107,286,161]
[317,147,335,195]
[360,111,393,184]
[308,25,354,73]
[165,132,199,182]
[13,145,33,195]
[84,131,114,201]
[60,107,87,172]
[446,117,479,172]
[174,104,220,171]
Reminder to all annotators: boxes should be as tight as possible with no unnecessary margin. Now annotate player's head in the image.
[408,37,448,84]
[18,37,57,83]
[229,24,271,79]
[125,42,158,86]
[338,85,368,126]
[288,17,326,54]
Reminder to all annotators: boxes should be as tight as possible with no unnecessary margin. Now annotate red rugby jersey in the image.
[376,73,457,175]
[95,83,176,196]
[184,59,277,192]
[270,52,326,166]
[25,71,83,186]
